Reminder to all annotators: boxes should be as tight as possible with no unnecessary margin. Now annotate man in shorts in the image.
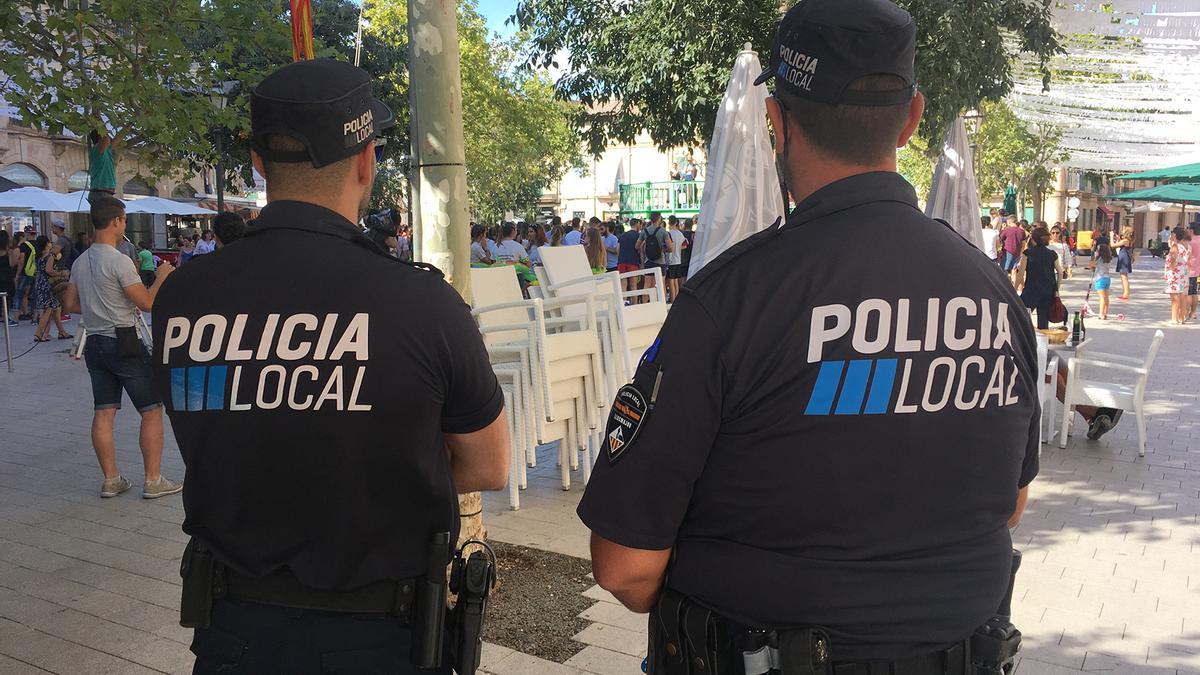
[617,218,644,300]
[63,196,183,499]
[637,211,672,298]
[999,215,1027,284]
[665,216,687,302]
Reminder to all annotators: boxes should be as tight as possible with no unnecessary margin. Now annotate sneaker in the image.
[101,476,132,498]
[1086,414,1114,440]
[142,476,183,499]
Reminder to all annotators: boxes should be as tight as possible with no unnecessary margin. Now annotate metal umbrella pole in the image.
[1,292,12,372]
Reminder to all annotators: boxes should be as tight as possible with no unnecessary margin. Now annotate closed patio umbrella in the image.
[925,116,985,250]
[688,43,784,279]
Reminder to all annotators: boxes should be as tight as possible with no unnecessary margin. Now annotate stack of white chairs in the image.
[469,267,606,508]
[535,246,669,386]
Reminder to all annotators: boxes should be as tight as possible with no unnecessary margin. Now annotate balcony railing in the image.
[619,181,704,217]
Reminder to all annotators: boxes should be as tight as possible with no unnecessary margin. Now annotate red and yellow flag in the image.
[290,0,315,61]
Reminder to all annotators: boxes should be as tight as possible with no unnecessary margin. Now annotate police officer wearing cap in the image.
[578,1,1039,673]
[151,59,510,673]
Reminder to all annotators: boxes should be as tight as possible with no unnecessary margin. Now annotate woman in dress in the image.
[1114,226,1135,300]
[1164,226,1192,325]
[31,237,70,342]
[178,235,196,265]
[1015,226,1064,329]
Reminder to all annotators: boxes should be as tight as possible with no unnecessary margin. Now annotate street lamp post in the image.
[208,81,238,214]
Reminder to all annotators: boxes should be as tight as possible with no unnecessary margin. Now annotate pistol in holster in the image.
[179,538,224,630]
[444,540,497,675]
[969,549,1023,675]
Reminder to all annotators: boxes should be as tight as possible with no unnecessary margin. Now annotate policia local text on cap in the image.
[151,59,510,674]
[575,1,1038,674]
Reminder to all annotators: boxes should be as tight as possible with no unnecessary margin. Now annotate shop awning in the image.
[1109,183,1200,204]
[1115,162,1200,182]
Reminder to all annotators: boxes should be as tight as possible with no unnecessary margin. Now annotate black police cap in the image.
[251,59,395,169]
[755,0,917,107]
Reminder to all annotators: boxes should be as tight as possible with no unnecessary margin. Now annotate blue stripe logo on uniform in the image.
[805,359,898,417]
[170,366,230,412]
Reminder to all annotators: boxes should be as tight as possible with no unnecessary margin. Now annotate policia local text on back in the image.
[576,1,1039,674]
[151,59,510,674]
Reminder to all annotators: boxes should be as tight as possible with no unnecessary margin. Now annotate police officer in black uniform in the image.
[577,1,1040,673]
[151,59,510,674]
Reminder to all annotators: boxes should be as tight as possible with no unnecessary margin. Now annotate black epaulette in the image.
[684,217,783,290]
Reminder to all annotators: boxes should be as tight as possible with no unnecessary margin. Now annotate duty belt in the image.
[179,539,417,628]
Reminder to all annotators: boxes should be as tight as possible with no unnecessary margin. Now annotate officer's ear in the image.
[355,141,375,188]
[896,91,926,149]
[251,151,266,179]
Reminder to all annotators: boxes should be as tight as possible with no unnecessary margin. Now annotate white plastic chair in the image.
[1060,330,1164,457]
[1035,334,1059,447]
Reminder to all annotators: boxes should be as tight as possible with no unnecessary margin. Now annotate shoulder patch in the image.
[684,217,782,290]
[606,384,649,464]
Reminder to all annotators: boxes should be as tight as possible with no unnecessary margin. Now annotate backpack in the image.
[22,241,37,277]
[643,225,663,261]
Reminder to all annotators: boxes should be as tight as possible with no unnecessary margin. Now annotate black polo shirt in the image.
[578,172,1040,661]
[152,200,503,591]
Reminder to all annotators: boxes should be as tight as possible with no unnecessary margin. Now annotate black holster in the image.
[444,545,496,675]
[179,538,222,629]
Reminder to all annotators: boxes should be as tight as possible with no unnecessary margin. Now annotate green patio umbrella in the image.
[1003,185,1017,214]
[1114,163,1200,183]
[1110,183,1200,204]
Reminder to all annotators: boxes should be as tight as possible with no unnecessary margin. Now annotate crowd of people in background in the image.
[981,208,1200,326]
[465,211,696,303]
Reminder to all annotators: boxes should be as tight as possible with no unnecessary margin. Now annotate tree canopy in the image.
[969,100,1069,218]
[1,0,581,220]
[515,0,1062,156]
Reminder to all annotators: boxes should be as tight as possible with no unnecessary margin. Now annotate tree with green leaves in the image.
[514,0,1061,157]
[364,0,582,221]
[0,0,289,182]
[969,100,1069,221]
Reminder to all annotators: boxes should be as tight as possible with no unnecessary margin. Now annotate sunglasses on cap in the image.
[374,137,388,163]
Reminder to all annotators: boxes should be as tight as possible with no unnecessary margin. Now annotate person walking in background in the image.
[16,229,37,321]
[212,212,247,248]
[1188,222,1200,321]
[1165,226,1192,325]
[603,222,620,272]
[549,224,566,247]
[178,235,196,265]
[1115,226,1135,300]
[665,217,686,302]
[980,215,1000,263]
[1159,225,1172,258]
[193,230,217,256]
[637,211,671,298]
[1016,225,1063,329]
[137,242,156,287]
[999,216,1026,285]
[1,231,17,326]
[584,224,607,273]
[494,222,531,266]
[1089,243,1114,320]
[62,196,181,499]
[617,218,643,301]
[563,218,583,246]
[528,224,548,266]
[32,238,71,342]
[72,231,91,265]
[1048,225,1071,279]
[470,224,496,265]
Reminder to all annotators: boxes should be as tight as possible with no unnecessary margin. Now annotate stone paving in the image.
[0,251,1197,674]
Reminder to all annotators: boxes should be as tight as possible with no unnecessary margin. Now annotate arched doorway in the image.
[123,177,159,197]
[0,162,48,188]
[173,184,198,199]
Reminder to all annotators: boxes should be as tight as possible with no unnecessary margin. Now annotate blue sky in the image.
[474,0,519,40]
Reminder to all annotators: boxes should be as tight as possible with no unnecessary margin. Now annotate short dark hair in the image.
[212,212,246,246]
[782,75,911,166]
[981,216,991,227]
[649,212,662,224]
[90,196,125,230]
[1030,226,1051,247]
[138,241,149,250]
[260,134,354,196]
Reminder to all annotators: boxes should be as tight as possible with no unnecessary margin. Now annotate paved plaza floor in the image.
[1,252,1198,674]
